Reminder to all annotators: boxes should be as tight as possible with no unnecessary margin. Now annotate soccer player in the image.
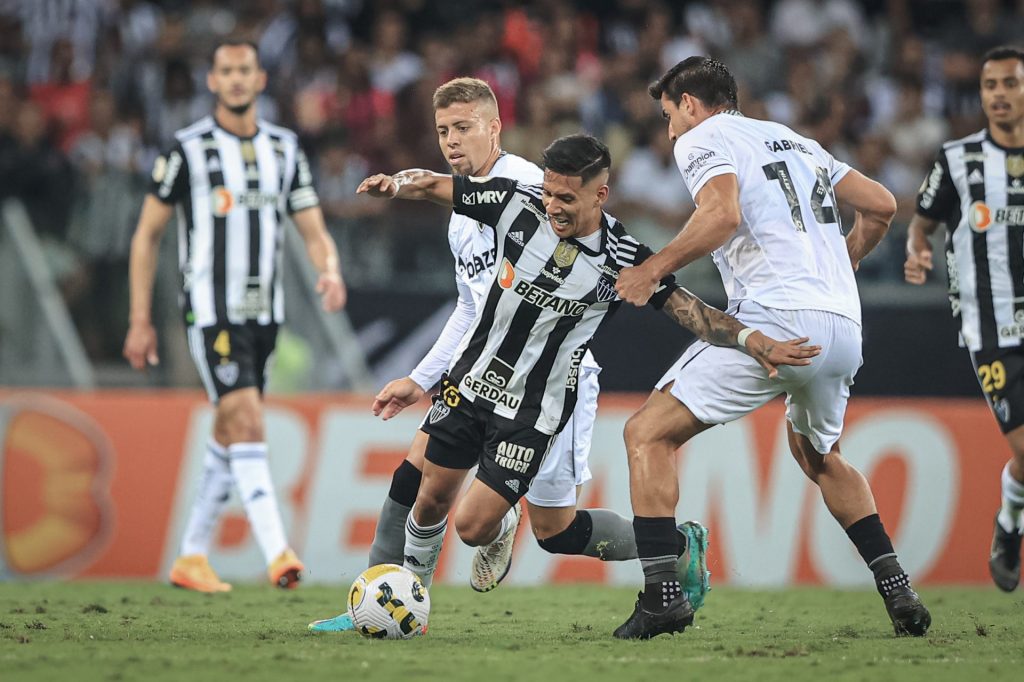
[123,40,346,592]
[309,78,710,633]
[613,57,931,639]
[905,46,1024,593]
[354,134,819,602]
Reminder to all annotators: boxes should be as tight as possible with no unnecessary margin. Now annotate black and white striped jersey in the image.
[447,175,678,435]
[916,129,1024,352]
[148,116,319,328]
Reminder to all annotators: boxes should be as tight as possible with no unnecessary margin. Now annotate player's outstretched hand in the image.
[356,174,399,198]
[615,264,659,306]
[371,377,426,420]
[903,247,933,285]
[123,322,159,370]
[316,271,347,312]
[744,331,821,380]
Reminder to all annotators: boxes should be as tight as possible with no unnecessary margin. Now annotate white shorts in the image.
[524,367,600,507]
[656,301,862,454]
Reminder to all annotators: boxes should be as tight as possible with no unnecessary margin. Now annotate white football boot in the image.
[470,503,521,592]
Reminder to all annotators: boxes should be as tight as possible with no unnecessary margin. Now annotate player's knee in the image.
[623,412,650,450]
[452,513,492,547]
[215,405,263,444]
[535,511,590,555]
[412,486,452,522]
[388,460,423,507]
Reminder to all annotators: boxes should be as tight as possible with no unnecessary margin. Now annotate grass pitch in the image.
[0,582,1020,682]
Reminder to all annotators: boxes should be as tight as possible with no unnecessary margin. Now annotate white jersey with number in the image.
[674,111,860,324]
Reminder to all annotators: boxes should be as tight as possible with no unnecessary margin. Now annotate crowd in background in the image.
[0,0,1014,361]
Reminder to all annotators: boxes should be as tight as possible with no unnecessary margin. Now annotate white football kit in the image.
[408,152,600,506]
[658,112,863,453]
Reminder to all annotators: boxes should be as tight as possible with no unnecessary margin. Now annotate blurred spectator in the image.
[16,0,111,84]
[610,127,693,248]
[770,0,867,50]
[369,10,423,94]
[28,38,93,151]
[885,77,950,171]
[717,0,782,98]
[0,100,75,240]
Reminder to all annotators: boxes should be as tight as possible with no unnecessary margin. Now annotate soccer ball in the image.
[347,564,430,639]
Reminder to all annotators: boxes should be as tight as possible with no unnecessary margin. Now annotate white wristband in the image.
[736,327,755,348]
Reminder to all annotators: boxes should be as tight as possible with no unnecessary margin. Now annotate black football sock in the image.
[634,516,682,611]
[845,513,910,597]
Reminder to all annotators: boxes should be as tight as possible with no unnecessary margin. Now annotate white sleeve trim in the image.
[408,281,476,390]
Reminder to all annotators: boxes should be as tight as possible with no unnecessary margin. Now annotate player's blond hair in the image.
[432,77,498,113]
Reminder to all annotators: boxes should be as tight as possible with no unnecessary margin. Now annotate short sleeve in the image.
[915,149,958,221]
[287,146,320,214]
[673,123,737,199]
[452,175,518,229]
[148,142,189,204]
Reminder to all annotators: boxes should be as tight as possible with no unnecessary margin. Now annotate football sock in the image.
[535,510,638,560]
[228,442,289,564]
[180,439,234,556]
[997,462,1024,533]
[368,461,422,567]
[634,516,682,611]
[404,507,447,587]
[845,513,910,597]
[480,504,519,546]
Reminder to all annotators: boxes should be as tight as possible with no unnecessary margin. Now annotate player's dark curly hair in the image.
[649,56,738,110]
[983,46,1024,67]
[541,134,611,184]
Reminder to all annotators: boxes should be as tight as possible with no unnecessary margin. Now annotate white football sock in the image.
[180,439,234,556]
[228,442,289,564]
[404,508,447,587]
[488,504,518,545]
[998,462,1024,533]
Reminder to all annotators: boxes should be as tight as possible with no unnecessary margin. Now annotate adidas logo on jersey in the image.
[505,479,521,493]
[509,231,525,246]
[968,168,985,185]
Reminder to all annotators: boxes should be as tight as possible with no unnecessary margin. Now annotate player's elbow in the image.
[709,203,741,233]
[868,187,898,223]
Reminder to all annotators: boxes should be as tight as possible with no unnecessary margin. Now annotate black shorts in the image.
[421,378,554,505]
[971,346,1024,433]
[187,322,278,403]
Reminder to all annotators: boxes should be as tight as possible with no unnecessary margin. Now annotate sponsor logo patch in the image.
[461,189,508,206]
[505,479,521,493]
[494,441,535,474]
[483,357,515,389]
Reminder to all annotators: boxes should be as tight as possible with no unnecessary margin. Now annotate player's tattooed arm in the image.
[661,289,821,377]
[356,170,454,207]
[661,288,745,347]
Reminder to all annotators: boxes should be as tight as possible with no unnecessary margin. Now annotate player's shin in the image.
[369,460,422,567]
[228,442,289,564]
[536,510,637,560]
[998,462,1024,532]
[180,439,234,556]
[845,513,931,636]
[404,507,447,587]
[633,516,683,611]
